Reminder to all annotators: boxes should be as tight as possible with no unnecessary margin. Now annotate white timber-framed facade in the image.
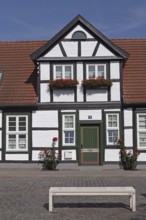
[0,15,146,165]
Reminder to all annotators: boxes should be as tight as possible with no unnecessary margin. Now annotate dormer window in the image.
[72,31,87,40]
[53,64,73,79]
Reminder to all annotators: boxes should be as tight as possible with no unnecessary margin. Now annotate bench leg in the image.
[130,195,132,209]
[130,194,136,212]
[49,192,53,212]
[132,194,136,212]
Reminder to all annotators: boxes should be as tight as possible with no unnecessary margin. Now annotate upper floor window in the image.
[72,31,87,40]
[86,64,106,79]
[137,114,146,149]
[106,113,119,145]
[53,65,73,79]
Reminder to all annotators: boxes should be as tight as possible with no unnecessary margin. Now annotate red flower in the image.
[49,79,79,89]
[121,150,125,155]
[82,77,112,89]
[44,149,48,153]
[135,149,140,155]
[117,139,123,144]
[52,137,58,142]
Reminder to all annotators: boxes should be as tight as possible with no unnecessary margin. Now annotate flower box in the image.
[82,77,112,89]
[49,79,79,89]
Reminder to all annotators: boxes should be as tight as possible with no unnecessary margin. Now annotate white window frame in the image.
[53,64,73,79]
[6,115,28,152]
[86,64,106,79]
[106,113,119,145]
[137,113,146,150]
[62,114,75,146]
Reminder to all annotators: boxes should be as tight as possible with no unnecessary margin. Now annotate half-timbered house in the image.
[0,15,145,165]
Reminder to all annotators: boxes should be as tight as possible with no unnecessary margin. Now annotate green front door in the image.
[80,125,100,164]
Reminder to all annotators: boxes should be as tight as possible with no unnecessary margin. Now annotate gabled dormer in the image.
[31,15,129,104]
[31,15,128,60]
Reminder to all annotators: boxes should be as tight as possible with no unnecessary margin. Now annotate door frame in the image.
[78,120,103,166]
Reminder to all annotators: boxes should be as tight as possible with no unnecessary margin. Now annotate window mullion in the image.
[16,116,19,150]
[96,65,98,78]
[63,66,65,78]
[16,116,19,133]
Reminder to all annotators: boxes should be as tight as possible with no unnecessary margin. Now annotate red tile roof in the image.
[0,39,146,105]
[113,39,146,104]
[0,41,46,105]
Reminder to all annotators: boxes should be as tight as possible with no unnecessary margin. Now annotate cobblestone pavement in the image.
[0,167,146,220]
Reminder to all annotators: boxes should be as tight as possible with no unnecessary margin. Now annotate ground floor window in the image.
[62,114,75,146]
[6,115,28,151]
[106,113,119,145]
[137,114,146,149]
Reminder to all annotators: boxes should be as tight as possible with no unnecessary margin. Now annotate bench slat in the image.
[49,187,135,194]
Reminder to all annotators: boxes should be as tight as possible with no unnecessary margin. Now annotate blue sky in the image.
[0,0,146,41]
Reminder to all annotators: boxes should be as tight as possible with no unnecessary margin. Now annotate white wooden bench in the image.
[49,187,136,212]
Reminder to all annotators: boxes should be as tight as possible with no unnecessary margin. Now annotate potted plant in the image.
[49,79,79,89]
[117,139,140,170]
[82,77,112,89]
[38,137,59,170]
